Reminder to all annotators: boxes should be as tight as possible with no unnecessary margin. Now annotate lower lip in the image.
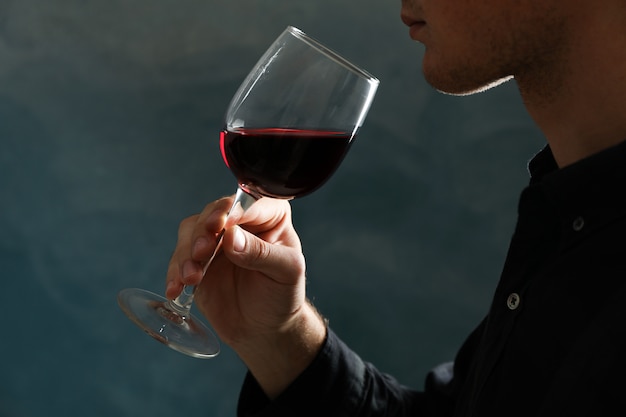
[409,22,426,40]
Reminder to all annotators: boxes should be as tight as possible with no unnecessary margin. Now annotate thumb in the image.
[222,226,305,285]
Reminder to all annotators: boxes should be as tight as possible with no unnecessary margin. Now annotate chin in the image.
[450,75,513,96]
[438,76,515,96]
[423,60,515,96]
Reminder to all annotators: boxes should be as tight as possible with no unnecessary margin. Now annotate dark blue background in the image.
[0,1,544,416]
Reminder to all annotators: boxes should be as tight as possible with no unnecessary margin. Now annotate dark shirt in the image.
[237,141,626,417]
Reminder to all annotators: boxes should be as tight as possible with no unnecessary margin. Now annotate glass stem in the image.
[168,187,260,315]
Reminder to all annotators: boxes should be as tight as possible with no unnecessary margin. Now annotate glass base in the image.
[117,288,220,359]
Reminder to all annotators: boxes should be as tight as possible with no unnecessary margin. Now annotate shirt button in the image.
[507,293,521,310]
[572,216,585,231]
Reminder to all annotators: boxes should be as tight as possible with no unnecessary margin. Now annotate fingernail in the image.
[192,237,209,257]
[182,260,200,279]
[233,227,245,252]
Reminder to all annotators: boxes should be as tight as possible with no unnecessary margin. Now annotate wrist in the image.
[235,302,327,399]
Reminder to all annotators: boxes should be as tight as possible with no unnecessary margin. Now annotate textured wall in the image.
[0,1,544,416]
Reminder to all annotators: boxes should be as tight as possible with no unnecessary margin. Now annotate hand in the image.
[166,195,326,397]
[166,195,305,347]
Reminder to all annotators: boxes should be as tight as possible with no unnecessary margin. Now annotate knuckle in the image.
[178,215,198,234]
[253,240,272,263]
[293,252,306,276]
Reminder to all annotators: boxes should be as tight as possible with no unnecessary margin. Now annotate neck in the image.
[516,6,626,168]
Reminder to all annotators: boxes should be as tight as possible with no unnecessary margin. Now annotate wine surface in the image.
[220,127,353,199]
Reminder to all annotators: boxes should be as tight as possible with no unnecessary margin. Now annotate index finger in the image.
[190,196,235,261]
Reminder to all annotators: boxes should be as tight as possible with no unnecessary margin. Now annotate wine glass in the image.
[117,26,379,359]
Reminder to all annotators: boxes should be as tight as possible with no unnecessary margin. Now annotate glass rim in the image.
[286,26,380,86]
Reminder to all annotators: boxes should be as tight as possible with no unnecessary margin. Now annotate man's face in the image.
[400,0,573,95]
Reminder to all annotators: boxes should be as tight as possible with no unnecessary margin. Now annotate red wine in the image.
[220,127,354,199]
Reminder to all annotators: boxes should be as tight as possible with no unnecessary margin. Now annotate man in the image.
[165,0,626,415]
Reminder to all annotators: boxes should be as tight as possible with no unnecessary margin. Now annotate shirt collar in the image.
[526,140,626,238]
[527,145,558,184]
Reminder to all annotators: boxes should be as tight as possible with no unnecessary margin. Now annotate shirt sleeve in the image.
[237,328,458,417]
